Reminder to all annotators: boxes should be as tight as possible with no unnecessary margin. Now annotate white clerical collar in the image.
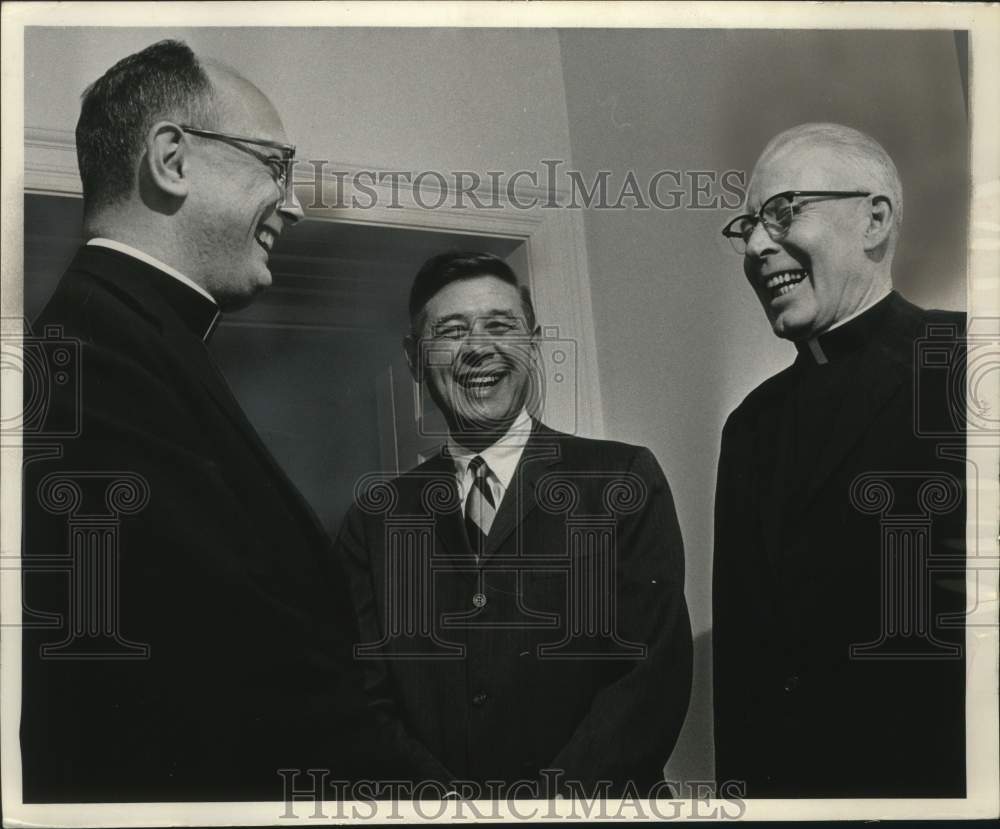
[445,408,533,492]
[804,285,892,365]
[87,238,218,306]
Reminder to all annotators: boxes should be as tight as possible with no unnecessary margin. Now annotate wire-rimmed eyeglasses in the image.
[179,125,299,210]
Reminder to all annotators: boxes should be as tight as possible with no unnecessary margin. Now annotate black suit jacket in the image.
[335,422,693,796]
[21,245,399,801]
[712,292,966,797]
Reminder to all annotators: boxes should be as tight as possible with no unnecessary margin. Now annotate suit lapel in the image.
[406,451,475,570]
[485,423,562,556]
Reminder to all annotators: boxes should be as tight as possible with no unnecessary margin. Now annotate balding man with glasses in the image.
[712,123,966,798]
[21,40,405,801]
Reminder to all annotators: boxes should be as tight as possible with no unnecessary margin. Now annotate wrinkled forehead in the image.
[746,143,847,211]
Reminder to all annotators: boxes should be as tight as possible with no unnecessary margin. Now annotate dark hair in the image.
[76,39,216,214]
[408,250,536,332]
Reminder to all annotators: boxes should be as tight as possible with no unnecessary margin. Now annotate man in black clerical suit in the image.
[713,123,966,798]
[335,251,692,797]
[21,40,399,801]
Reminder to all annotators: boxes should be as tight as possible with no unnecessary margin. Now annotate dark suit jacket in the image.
[335,422,693,796]
[712,292,966,798]
[21,245,399,802]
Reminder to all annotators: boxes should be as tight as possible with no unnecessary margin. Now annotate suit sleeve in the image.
[545,447,693,794]
[333,504,457,786]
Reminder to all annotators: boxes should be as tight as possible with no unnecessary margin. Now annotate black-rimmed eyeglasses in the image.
[721,190,871,255]
[179,125,299,209]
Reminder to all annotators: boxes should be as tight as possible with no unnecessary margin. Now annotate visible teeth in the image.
[463,374,501,387]
[765,270,808,290]
[764,270,809,299]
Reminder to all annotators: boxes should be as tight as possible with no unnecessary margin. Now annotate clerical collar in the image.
[795,291,895,366]
[87,238,220,342]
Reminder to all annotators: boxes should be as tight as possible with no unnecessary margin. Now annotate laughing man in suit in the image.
[335,251,693,797]
[713,123,966,797]
[21,40,399,801]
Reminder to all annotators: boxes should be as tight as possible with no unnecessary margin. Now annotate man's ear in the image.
[144,121,189,199]
[863,195,893,253]
[403,335,420,382]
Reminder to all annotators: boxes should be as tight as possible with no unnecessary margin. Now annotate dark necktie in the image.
[464,455,497,555]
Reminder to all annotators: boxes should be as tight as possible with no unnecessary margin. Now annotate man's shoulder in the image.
[916,306,966,336]
[532,423,649,462]
[886,292,965,345]
[726,363,797,425]
[529,422,654,470]
[34,247,154,345]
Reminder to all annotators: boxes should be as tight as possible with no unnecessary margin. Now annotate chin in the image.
[766,299,819,342]
[772,316,818,342]
[452,403,518,434]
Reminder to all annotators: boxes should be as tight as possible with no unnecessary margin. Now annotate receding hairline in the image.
[201,61,284,134]
[748,122,903,225]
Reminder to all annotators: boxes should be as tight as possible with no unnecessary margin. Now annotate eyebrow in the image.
[431,309,520,324]
[430,313,469,327]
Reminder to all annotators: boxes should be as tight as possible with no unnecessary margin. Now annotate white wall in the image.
[26,27,574,178]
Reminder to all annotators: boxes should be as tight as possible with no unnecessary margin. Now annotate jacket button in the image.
[472,592,487,608]
[472,692,488,706]
[783,674,801,693]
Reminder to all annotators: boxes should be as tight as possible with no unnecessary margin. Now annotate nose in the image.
[277,186,305,225]
[744,219,778,259]
[459,324,502,361]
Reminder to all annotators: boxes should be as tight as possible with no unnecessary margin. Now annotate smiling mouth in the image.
[764,269,809,300]
[458,370,507,393]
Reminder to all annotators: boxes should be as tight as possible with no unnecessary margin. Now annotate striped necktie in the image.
[464,455,497,555]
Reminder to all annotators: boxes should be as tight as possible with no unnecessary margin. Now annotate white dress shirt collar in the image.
[445,408,533,503]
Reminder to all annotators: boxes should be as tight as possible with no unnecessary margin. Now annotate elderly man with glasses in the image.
[712,123,966,798]
[21,40,406,801]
